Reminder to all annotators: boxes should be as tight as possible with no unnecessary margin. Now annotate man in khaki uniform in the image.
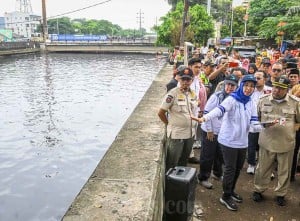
[158,67,198,171]
[253,76,300,206]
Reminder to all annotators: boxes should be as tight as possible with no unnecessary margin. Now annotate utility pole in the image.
[42,0,48,42]
[136,9,144,33]
[242,1,250,38]
[230,2,234,38]
[180,0,189,46]
[56,18,59,35]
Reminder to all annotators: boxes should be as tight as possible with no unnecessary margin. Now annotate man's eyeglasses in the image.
[255,77,262,80]
[272,69,282,72]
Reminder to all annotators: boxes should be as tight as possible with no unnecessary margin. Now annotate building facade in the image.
[4,11,40,38]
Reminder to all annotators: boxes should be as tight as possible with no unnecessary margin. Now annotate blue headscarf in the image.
[230,75,257,105]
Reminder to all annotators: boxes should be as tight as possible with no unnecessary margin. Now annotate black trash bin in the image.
[164,166,197,221]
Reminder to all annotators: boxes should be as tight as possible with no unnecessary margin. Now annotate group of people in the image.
[158,45,300,212]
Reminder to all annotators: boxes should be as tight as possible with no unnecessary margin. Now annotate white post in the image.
[207,0,211,15]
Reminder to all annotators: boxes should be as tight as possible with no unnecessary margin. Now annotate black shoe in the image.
[290,176,295,182]
[276,196,286,206]
[231,192,243,203]
[220,197,238,211]
[252,192,264,202]
[188,157,200,164]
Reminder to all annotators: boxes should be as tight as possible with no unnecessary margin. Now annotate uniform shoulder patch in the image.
[166,95,174,103]
[289,94,300,101]
[259,94,270,99]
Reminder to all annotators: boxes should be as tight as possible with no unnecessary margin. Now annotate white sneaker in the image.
[247,165,255,174]
[211,173,223,181]
[200,180,213,189]
[193,140,201,149]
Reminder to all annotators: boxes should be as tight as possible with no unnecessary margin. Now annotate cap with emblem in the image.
[179,67,194,79]
[224,74,239,86]
[241,74,257,84]
[273,76,290,89]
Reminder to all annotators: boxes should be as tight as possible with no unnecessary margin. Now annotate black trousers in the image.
[198,130,223,181]
[248,132,259,166]
[291,130,300,178]
[220,144,247,198]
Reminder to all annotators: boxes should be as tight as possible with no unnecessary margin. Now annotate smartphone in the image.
[229,61,239,68]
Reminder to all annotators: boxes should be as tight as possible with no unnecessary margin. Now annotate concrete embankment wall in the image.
[0,48,40,56]
[62,65,172,221]
[0,42,41,56]
[0,43,168,56]
[46,43,168,54]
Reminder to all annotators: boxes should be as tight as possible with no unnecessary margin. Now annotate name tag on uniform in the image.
[177,94,186,102]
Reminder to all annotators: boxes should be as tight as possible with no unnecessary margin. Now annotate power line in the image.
[47,0,112,19]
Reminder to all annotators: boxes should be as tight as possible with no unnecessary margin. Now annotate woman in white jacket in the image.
[192,74,262,211]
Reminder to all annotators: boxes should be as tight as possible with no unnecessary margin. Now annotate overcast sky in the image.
[0,0,171,31]
[1,0,243,31]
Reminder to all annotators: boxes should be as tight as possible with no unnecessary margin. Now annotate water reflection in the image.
[0,53,164,221]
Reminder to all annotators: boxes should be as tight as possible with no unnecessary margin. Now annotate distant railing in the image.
[0,41,40,51]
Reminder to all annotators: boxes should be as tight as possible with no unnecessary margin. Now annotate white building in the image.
[4,11,41,38]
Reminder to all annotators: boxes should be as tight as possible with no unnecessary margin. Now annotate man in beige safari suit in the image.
[158,67,198,171]
[253,76,300,206]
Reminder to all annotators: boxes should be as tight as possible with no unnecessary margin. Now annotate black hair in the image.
[257,69,268,78]
[230,67,247,75]
[188,57,202,66]
[248,63,258,73]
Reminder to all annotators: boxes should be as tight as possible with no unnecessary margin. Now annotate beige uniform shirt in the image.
[161,87,197,139]
[258,94,300,153]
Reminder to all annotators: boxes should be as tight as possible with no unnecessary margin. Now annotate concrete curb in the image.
[62,65,172,221]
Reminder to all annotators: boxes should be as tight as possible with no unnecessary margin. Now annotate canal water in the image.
[0,53,165,221]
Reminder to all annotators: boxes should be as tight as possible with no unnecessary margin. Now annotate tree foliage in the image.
[156,1,214,46]
[37,18,146,37]
[164,0,300,41]
[247,0,300,39]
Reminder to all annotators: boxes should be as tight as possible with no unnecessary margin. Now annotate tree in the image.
[247,0,300,40]
[248,0,289,34]
[220,25,230,38]
[188,4,214,45]
[37,17,74,34]
[231,6,247,37]
[155,2,184,46]
[156,1,214,46]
